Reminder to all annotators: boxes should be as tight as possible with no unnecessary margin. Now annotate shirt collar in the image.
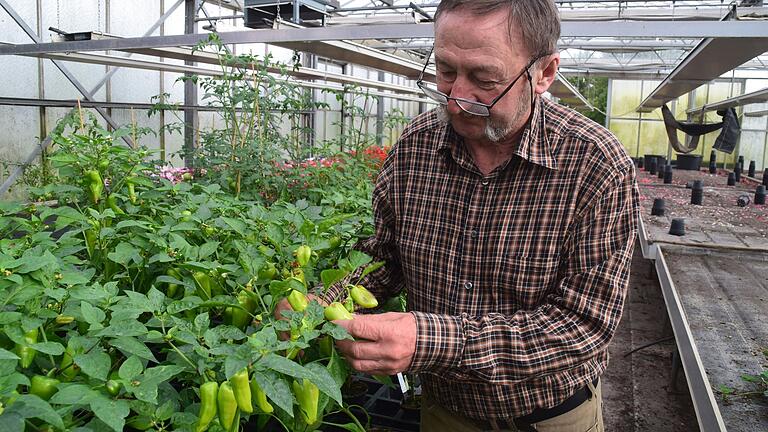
[515,97,558,170]
[436,97,559,171]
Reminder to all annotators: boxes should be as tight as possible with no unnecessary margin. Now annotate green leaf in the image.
[134,365,186,404]
[110,337,157,362]
[148,252,175,264]
[0,413,24,430]
[332,423,366,432]
[58,268,95,286]
[119,356,143,381]
[81,301,106,326]
[252,370,294,417]
[96,319,148,338]
[90,394,130,432]
[166,297,203,315]
[75,350,111,381]
[115,220,151,231]
[346,250,372,271]
[0,348,19,360]
[49,384,97,405]
[198,241,220,260]
[305,362,343,406]
[260,353,312,380]
[14,251,57,274]
[221,217,247,236]
[360,261,385,278]
[146,288,165,312]
[107,242,142,267]
[5,394,65,429]
[321,269,348,291]
[741,374,760,383]
[29,342,65,356]
[0,312,22,325]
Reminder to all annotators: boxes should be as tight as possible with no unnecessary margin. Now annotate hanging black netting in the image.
[661,104,740,154]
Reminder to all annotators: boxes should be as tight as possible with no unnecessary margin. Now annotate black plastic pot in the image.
[663,165,673,184]
[648,158,658,175]
[709,151,717,174]
[763,169,768,187]
[748,161,756,178]
[756,185,766,205]
[669,218,686,236]
[676,154,702,171]
[728,172,736,186]
[651,198,666,216]
[691,180,703,205]
[734,164,742,183]
[644,155,665,172]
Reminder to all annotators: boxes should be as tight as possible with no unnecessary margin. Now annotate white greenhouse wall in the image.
[1,0,423,196]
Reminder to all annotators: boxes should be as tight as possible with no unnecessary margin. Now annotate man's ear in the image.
[533,53,560,95]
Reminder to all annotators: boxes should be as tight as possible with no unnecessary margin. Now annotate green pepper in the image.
[249,378,273,414]
[291,268,306,287]
[126,177,137,205]
[29,375,59,401]
[318,335,334,359]
[295,245,312,267]
[84,170,103,204]
[287,290,309,312]
[165,268,183,299]
[292,378,319,424]
[105,379,121,397]
[193,271,212,300]
[350,285,378,309]
[344,296,355,313]
[84,227,97,258]
[324,302,354,321]
[196,381,218,432]
[257,262,277,281]
[59,344,80,382]
[224,291,257,330]
[54,315,75,325]
[217,382,239,431]
[231,368,252,414]
[106,195,125,215]
[15,328,38,369]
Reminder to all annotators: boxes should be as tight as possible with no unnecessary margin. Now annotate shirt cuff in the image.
[408,312,465,372]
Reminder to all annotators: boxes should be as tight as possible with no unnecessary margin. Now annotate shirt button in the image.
[470,229,479,238]
[463,281,473,290]
[481,180,489,186]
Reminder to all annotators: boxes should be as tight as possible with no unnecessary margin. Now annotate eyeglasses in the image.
[416,47,544,117]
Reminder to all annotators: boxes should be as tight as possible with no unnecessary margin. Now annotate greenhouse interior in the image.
[0,0,767,431]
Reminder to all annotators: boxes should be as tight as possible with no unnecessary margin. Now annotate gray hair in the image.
[434,0,560,60]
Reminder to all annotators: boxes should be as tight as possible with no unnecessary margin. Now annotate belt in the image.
[472,378,598,432]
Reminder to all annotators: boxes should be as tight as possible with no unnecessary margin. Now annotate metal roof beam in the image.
[637,36,768,112]
[686,87,768,114]
[2,21,768,57]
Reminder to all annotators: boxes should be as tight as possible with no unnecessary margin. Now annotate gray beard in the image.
[435,91,530,143]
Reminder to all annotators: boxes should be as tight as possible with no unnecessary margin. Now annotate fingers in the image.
[333,313,416,375]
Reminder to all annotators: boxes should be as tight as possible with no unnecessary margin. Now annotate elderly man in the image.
[315,1,638,431]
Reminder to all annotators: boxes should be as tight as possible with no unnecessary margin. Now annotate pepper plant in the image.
[0,113,391,431]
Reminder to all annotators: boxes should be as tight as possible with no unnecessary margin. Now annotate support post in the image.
[376,71,385,146]
[184,0,199,168]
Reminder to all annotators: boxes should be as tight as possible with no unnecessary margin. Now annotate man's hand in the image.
[334,312,416,376]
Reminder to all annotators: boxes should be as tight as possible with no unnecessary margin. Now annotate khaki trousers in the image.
[420,380,604,432]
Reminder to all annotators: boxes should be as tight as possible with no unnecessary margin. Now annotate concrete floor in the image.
[602,245,700,432]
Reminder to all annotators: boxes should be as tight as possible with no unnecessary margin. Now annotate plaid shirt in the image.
[326,97,639,419]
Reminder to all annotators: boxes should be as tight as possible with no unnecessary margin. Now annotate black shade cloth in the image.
[661,104,724,153]
[712,107,741,154]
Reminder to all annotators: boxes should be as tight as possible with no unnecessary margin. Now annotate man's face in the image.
[433,8,534,143]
